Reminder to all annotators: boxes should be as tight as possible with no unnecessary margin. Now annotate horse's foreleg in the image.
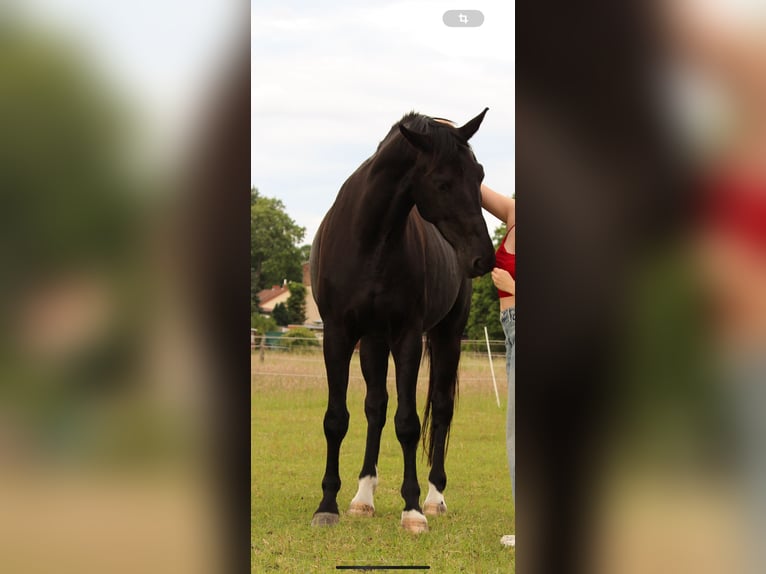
[312,326,355,527]
[423,282,470,518]
[423,331,461,517]
[391,331,428,533]
[349,335,390,517]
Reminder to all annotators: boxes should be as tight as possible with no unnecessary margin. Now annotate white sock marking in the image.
[350,474,378,509]
[423,482,446,510]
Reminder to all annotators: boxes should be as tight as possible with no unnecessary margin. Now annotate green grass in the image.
[252,351,515,573]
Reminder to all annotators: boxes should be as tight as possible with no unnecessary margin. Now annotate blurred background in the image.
[2,0,765,572]
[0,1,249,573]
[517,0,766,572]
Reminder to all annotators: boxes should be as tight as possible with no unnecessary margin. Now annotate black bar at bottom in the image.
[336,566,430,571]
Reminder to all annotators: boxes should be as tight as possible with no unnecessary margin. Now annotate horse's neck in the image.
[340,138,418,247]
[355,171,415,248]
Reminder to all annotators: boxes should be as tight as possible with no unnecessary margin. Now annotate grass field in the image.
[252,348,515,573]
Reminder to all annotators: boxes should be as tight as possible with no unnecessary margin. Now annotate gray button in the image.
[443,10,484,27]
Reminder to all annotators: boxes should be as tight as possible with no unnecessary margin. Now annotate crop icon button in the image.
[443,10,484,27]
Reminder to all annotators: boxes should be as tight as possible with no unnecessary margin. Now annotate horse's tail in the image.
[421,334,459,466]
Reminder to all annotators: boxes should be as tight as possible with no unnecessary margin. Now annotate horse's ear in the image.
[399,124,433,153]
[458,107,489,141]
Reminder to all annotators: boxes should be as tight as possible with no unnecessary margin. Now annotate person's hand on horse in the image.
[491,267,515,295]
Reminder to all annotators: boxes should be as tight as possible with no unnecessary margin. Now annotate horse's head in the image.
[398,109,495,278]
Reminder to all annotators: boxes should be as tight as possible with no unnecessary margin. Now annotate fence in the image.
[252,338,509,393]
[253,334,506,359]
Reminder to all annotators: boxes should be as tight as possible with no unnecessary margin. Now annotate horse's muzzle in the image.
[468,253,495,278]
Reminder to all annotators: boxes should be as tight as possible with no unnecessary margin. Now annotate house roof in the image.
[256,285,289,305]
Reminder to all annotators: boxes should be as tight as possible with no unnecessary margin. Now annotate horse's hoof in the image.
[349,474,377,517]
[423,482,447,517]
[423,501,447,516]
[311,512,339,527]
[348,502,375,517]
[401,510,429,534]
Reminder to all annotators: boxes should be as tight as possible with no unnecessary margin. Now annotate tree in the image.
[2,24,139,285]
[465,225,506,346]
[282,327,320,350]
[251,312,277,334]
[251,187,305,307]
[299,244,312,263]
[271,302,289,326]
[286,281,307,325]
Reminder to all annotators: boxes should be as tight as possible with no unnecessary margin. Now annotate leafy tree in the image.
[271,302,289,326]
[286,281,307,325]
[465,225,507,347]
[251,187,305,307]
[2,24,139,284]
[282,327,320,350]
[299,244,312,263]
[251,313,277,333]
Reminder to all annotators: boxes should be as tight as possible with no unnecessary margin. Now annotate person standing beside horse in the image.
[480,184,516,548]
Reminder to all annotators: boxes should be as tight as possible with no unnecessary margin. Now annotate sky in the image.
[8,0,754,247]
[9,0,514,245]
[10,0,240,168]
[251,1,516,244]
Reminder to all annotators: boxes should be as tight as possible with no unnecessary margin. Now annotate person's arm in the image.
[481,184,515,228]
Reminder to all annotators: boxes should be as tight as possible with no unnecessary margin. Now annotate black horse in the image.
[309,110,495,533]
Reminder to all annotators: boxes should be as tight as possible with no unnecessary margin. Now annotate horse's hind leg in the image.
[349,334,389,517]
[311,323,356,527]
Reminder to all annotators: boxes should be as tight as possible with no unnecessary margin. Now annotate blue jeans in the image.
[500,307,516,505]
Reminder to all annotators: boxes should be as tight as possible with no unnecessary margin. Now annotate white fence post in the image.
[484,326,501,407]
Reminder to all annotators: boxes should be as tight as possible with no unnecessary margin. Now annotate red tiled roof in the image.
[256,285,289,305]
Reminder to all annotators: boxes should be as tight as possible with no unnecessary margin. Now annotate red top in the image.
[495,226,516,298]
[700,173,766,255]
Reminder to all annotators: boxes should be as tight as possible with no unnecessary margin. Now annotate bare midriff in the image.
[499,294,515,311]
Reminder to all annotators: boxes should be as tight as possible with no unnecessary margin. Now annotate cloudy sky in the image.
[11,0,751,248]
[13,0,514,244]
[13,0,239,167]
[252,1,515,244]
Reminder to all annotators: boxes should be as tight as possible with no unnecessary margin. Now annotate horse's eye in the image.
[437,182,450,192]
